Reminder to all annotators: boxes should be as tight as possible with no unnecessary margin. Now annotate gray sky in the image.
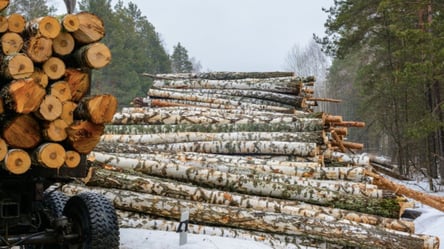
[58,1,333,72]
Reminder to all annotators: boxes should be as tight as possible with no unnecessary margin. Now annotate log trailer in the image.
[0,155,119,249]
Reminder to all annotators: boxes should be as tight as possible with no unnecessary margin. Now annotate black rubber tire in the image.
[43,190,69,218]
[63,192,119,249]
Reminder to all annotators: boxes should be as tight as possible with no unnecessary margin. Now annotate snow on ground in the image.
[119,228,274,249]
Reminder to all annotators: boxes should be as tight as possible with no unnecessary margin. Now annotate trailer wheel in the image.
[43,190,69,218]
[63,192,119,249]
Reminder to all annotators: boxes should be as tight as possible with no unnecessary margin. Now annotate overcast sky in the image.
[58,1,333,72]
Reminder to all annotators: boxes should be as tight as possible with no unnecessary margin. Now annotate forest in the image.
[5,0,443,187]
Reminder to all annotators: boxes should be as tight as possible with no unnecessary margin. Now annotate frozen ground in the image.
[119,178,444,249]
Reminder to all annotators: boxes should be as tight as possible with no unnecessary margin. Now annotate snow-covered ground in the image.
[120,178,444,249]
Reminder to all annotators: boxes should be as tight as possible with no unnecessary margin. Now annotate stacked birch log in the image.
[64,72,442,249]
[0,2,117,174]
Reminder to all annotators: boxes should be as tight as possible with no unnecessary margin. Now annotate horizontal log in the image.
[3,148,31,174]
[72,12,105,44]
[152,77,301,94]
[100,131,327,145]
[104,122,324,137]
[62,184,437,249]
[0,138,6,161]
[149,88,305,106]
[74,94,117,124]
[0,0,8,12]
[97,140,318,156]
[7,13,25,33]
[116,210,340,249]
[85,167,412,233]
[90,152,401,218]
[66,121,104,154]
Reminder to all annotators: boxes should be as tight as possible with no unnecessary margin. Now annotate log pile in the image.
[59,72,441,248]
[0,2,117,174]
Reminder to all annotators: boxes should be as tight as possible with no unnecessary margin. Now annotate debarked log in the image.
[85,167,413,233]
[61,184,438,249]
[100,131,327,146]
[90,152,401,218]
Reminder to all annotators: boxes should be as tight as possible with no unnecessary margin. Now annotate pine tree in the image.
[7,0,56,18]
[171,42,193,73]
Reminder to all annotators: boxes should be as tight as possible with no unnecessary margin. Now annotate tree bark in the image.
[194,72,295,80]
[26,16,61,39]
[53,32,75,56]
[74,42,111,69]
[64,68,90,102]
[111,110,323,126]
[24,36,52,63]
[1,78,45,114]
[105,121,324,135]
[151,88,305,106]
[98,140,318,156]
[1,32,23,55]
[90,152,400,218]
[74,94,117,124]
[34,95,62,121]
[32,142,65,168]
[3,148,31,175]
[42,57,66,80]
[72,12,105,44]
[66,120,104,154]
[2,114,41,149]
[7,13,25,33]
[100,131,327,146]
[148,88,299,111]
[85,166,412,233]
[152,77,301,94]
[61,184,438,249]
[1,53,34,79]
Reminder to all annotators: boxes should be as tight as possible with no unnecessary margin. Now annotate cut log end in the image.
[61,101,77,125]
[65,150,81,168]
[62,14,80,32]
[30,69,49,88]
[1,32,24,55]
[33,143,65,169]
[3,53,34,79]
[77,42,111,69]
[29,16,61,39]
[7,13,25,33]
[26,36,53,63]
[67,121,105,154]
[0,16,8,33]
[73,12,105,43]
[4,78,45,114]
[0,0,8,12]
[36,95,62,121]
[3,115,41,149]
[43,119,68,142]
[77,95,118,124]
[53,32,75,56]
[50,81,72,102]
[65,68,90,101]
[3,149,31,175]
[43,57,66,80]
